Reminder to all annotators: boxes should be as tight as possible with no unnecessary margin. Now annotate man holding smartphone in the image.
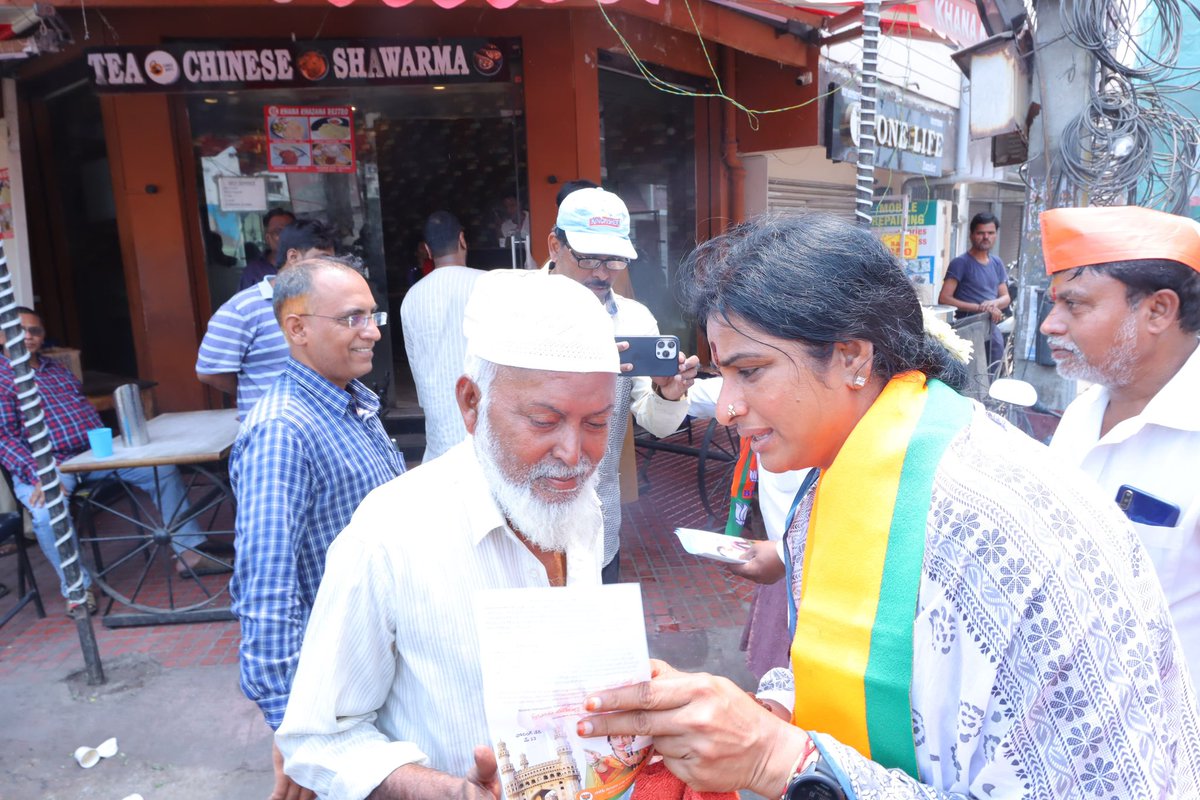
[1040,205,1200,687]
[546,187,699,582]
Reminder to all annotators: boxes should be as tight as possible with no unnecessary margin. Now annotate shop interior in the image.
[186,81,528,407]
[21,51,706,416]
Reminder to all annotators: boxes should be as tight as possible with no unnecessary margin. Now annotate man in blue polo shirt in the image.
[230,256,405,800]
[196,219,336,417]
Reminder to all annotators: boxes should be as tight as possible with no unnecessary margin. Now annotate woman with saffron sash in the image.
[578,214,1200,798]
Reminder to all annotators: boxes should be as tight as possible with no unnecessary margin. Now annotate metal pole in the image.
[0,240,104,684]
[1012,0,1092,411]
[855,0,882,228]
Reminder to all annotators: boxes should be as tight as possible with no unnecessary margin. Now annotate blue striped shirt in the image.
[229,358,406,728]
[196,278,289,417]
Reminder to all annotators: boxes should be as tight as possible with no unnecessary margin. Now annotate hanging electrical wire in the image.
[1055,0,1200,214]
[592,0,854,130]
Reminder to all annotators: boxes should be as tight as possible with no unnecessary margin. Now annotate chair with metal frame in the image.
[0,508,45,627]
[0,464,124,622]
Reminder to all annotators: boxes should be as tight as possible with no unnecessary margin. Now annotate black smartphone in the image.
[1116,485,1181,527]
[618,335,680,377]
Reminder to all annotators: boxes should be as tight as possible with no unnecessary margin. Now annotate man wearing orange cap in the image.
[1040,204,1200,686]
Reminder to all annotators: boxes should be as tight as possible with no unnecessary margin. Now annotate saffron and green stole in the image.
[725,437,758,536]
[788,371,973,777]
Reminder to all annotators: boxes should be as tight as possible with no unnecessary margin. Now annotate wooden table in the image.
[59,409,241,627]
[60,409,240,473]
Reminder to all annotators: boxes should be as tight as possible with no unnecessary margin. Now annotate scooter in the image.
[987,378,1063,444]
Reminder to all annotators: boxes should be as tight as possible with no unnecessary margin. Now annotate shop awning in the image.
[772,0,988,48]
[271,0,660,7]
[269,0,984,50]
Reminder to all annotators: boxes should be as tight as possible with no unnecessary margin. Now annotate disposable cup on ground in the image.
[87,427,113,458]
[73,745,100,768]
[96,737,118,758]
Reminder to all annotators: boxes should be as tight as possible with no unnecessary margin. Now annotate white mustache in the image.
[1046,337,1081,355]
[529,458,594,482]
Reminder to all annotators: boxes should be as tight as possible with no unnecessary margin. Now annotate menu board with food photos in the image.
[264,105,356,174]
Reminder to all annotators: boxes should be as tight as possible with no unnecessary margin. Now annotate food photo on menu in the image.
[312,142,353,168]
[268,115,308,141]
[269,143,311,169]
[311,115,351,140]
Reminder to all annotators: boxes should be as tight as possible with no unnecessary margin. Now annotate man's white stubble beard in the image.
[1047,312,1139,386]
[473,400,603,555]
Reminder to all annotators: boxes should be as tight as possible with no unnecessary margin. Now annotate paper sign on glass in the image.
[217,176,268,212]
[474,584,652,800]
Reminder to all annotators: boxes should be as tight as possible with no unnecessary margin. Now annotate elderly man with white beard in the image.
[276,269,619,800]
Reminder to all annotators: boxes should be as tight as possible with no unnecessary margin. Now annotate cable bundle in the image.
[1057,0,1200,213]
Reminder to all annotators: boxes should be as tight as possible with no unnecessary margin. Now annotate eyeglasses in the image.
[297,311,388,329]
[566,246,629,271]
[22,326,45,337]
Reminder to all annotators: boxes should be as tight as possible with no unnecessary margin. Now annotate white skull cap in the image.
[463,270,620,374]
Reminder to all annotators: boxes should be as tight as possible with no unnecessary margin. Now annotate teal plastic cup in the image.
[87,427,114,458]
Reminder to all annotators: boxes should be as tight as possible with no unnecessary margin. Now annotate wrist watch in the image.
[782,756,847,800]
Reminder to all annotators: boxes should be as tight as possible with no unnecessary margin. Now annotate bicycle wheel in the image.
[696,418,740,525]
[76,463,236,614]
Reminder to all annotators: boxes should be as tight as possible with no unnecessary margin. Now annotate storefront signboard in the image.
[264,105,356,174]
[85,38,520,93]
[826,87,956,177]
[871,196,952,302]
[216,176,268,212]
[914,0,988,48]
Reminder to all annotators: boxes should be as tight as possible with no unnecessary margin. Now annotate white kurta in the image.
[399,265,486,462]
[276,440,604,800]
[1049,342,1200,687]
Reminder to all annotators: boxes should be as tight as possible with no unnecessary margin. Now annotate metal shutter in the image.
[766,179,858,220]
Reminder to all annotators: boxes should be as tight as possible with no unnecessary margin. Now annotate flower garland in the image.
[921,306,974,364]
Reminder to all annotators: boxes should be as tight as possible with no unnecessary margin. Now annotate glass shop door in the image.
[185,81,529,409]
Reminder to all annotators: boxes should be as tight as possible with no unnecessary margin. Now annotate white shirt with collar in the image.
[276,439,603,800]
[1049,341,1200,685]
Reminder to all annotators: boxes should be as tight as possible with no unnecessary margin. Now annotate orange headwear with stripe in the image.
[1040,206,1200,275]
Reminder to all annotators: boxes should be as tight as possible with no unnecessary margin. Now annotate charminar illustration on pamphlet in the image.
[474,584,652,800]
